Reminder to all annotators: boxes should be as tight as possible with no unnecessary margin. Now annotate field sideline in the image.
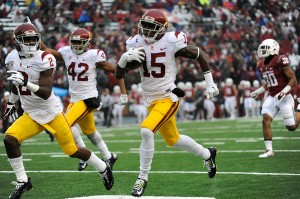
[0,117,300,199]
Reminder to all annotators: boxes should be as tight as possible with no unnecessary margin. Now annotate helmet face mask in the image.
[13,23,41,57]
[70,28,92,55]
[138,9,168,44]
[257,39,279,58]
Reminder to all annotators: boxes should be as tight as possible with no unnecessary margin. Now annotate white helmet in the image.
[257,39,279,58]
[113,85,121,93]
[131,84,138,92]
[253,80,260,88]
[177,82,185,90]
[185,82,193,90]
[225,78,233,86]
[244,81,251,88]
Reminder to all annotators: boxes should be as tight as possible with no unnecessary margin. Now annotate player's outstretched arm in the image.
[40,42,64,61]
[176,45,219,99]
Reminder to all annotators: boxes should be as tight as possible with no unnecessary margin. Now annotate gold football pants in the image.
[141,98,180,146]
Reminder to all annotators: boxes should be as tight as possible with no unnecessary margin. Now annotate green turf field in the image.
[1,117,299,199]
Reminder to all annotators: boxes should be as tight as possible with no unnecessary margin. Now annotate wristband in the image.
[26,82,39,93]
[255,87,266,94]
[117,54,127,68]
[204,71,214,86]
[281,85,291,94]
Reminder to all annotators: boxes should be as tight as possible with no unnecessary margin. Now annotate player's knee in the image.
[141,128,154,139]
[262,118,271,127]
[3,135,20,150]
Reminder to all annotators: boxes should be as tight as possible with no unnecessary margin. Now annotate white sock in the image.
[264,140,273,151]
[8,156,28,182]
[138,128,154,181]
[174,135,210,160]
[87,131,111,160]
[72,126,86,148]
[85,152,107,172]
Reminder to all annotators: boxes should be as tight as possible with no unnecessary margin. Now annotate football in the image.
[126,60,143,70]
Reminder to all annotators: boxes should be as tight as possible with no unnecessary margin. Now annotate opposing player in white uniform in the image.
[115,9,219,197]
[41,28,127,171]
[3,23,114,199]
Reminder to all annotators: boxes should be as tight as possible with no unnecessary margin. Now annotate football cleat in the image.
[131,178,148,197]
[107,153,118,170]
[9,177,33,199]
[258,150,275,158]
[78,161,88,171]
[99,162,114,190]
[204,147,217,178]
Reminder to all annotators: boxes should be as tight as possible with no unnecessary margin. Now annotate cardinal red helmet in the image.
[138,9,168,44]
[70,28,92,55]
[13,23,41,57]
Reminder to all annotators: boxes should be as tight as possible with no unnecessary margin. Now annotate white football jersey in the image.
[126,31,187,105]
[5,49,63,124]
[58,46,106,103]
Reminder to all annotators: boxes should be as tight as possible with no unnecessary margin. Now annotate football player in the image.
[223,77,238,119]
[251,38,300,158]
[40,28,134,171]
[3,23,114,199]
[115,9,219,197]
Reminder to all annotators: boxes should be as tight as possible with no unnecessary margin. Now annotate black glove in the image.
[3,102,17,121]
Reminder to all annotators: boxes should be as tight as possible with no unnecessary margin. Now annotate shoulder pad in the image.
[166,31,188,43]
[126,35,143,49]
[277,55,290,67]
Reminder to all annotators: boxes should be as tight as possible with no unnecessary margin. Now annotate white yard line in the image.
[66,196,215,199]
[0,170,299,176]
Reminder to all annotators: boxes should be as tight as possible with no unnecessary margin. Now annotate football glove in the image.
[7,71,28,86]
[118,47,145,68]
[274,85,291,102]
[204,71,219,99]
[3,102,17,121]
[118,94,128,105]
[250,87,265,99]
[206,83,219,99]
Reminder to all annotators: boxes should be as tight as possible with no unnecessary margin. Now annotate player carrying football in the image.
[115,9,219,197]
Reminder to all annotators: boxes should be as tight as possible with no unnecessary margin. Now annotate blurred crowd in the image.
[1,0,300,129]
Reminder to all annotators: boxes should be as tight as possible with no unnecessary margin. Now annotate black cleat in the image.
[107,153,118,170]
[204,147,217,178]
[78,161,88,171]
[99,162,114,190]
[9,177,33,199]
[131,178,148,197]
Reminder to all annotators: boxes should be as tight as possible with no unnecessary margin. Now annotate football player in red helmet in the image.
[69,28,92,54]
[41,27,143,172]
[251,38,300,158]
[138,9,168,44]
[4,23,114,198]
[13,23,41,58]
[115,9,219,197]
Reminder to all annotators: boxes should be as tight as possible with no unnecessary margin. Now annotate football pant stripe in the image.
[153,100,179,132]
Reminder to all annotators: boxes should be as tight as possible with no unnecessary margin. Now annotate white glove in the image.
[206,83,219,99]
[118,94,128,105]
[250,87,265,99]
[204,71,219,99]
[118,47,145,68]
[274,85,291,102]
[3,102,17,121]
[7,71,27,86]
